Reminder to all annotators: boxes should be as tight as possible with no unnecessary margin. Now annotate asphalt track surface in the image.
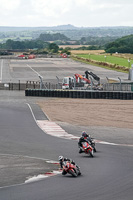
[0,100,133,200]
[0,58,132,199]
[0,58,128,83]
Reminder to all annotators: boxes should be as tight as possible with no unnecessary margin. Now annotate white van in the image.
[62,76,74,89]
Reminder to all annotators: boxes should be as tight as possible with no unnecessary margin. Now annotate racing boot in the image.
[79,147,84,153]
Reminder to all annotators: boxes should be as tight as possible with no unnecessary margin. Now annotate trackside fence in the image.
[25,89,133,100]
[0,82,133,92]
[103,83,133,91]
[0,82,61,90]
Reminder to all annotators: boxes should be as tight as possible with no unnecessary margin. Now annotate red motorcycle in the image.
[82,142,94,157]
[62,161,81,177]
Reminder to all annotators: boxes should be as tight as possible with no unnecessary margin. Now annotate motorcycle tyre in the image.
[76,167,81,175]
[89,150,94,157]
[91,144,96,152]
[78,170,81,176]
[62,170,67,175]
[93,147,96,152]
[69,169,78,177]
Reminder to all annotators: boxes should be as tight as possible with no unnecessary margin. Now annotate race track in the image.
[0,58,132,200]
[0,102,133,200]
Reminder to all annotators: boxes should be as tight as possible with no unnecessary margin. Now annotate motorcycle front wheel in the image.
[93,146,96,152]
[69,169,78,177]
[89,149,94,157]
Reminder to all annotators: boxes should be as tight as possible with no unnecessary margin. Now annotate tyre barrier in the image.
[25,89,133,100]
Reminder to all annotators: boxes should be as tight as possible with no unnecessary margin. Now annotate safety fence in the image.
[0,81,132,92]
[25,89,133,100]
[0,81,61,90]
[103,83,133,91]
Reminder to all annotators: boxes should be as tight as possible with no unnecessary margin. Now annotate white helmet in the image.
[58,155,63,161]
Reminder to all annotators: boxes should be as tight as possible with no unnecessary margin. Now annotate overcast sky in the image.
[0,0,133,27]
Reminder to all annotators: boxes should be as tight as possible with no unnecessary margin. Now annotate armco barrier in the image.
[25,89,133,100]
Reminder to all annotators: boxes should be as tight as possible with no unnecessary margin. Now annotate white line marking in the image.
[26,103,37,123]
[27,64,42,77]
[46,160,59,164]
[0,59,3,82]
[0,182,26,189]
[36,120,79,140]
[37,120,133,146]
[26,103,133,147]
[0,153,48,161]
[0,153,60,188]
[52,170,61,174]
[25,170,62,184]
[25,175,49,183]
[95,140,133,147]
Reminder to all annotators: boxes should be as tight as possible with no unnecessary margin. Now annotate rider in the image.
[58,156,79,175]
[78,131,93,153]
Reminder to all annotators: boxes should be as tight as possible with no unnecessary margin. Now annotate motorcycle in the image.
[82,141,94,157]
[62,161,81,177]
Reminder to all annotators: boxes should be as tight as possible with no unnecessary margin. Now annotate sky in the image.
[0,0,133,27]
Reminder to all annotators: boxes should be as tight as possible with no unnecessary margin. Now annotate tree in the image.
[38,33,69,41]
[48,43,59,53]
[6,39,14,49]
[61,48,71,55]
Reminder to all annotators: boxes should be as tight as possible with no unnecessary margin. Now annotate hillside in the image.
[105,34,133,53]
[0,25,133,41]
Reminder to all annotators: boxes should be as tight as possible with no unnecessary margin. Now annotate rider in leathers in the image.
[78,131,93,153]
[58,156,79,175]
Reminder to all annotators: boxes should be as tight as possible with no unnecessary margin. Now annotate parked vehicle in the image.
[62,71,102,90]
[82,142,94,157]
[62,76,74,89]
[62,161,81,177]
[62,74,89,89]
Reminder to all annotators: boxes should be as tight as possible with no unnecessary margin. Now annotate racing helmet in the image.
[82,131,87,137]
[58,155,63,161]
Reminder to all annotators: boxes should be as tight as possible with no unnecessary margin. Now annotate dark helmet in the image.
[58,155,63,161]
[82,131,87,137]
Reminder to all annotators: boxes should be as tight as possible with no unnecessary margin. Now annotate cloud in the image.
[0,0,133,27]
[30,0,133,20]
[31,0,74,17]
[0,0,20,12]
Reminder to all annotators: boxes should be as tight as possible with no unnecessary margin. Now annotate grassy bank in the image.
[71,55,130,73]
[77,54,133,68]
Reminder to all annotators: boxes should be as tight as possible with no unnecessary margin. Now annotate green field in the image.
[77,54,133,68]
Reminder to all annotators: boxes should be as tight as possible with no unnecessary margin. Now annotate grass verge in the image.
[71,55,129,73]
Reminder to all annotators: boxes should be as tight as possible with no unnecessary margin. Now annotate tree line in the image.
[105,34,133,53]
[0,39,59,54]
[0,39,47,49]
[38,33,69,41]
[0,33,133,54]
